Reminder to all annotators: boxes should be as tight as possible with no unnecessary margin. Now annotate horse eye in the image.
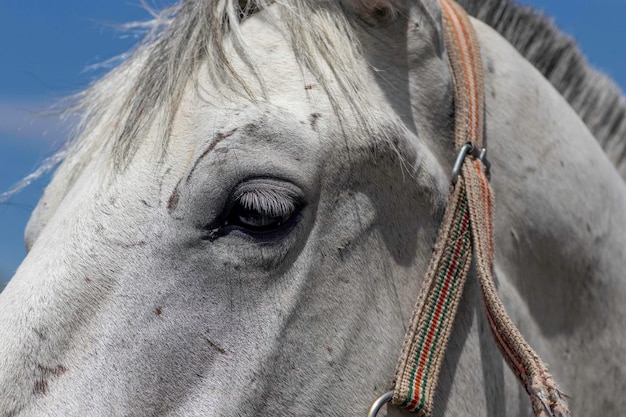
[225,186,301,234]
[229,201,295,232]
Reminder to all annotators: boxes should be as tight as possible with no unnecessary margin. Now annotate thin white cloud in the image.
[0,100,70,145]
[0,99,69,203]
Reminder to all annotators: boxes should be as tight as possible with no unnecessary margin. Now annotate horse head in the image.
[2,1,626,416]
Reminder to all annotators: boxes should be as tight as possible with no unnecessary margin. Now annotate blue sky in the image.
[0,1,625,287]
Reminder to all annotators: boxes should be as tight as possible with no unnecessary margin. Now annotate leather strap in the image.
[390,1,571,416]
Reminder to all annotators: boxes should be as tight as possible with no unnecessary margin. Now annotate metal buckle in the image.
[451,142,491,185]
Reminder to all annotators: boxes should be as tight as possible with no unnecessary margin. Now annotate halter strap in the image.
[386,1,571,416]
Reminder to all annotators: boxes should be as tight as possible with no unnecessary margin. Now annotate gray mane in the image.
[457,0,626,179]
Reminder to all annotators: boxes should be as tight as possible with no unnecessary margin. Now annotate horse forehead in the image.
[209,10,319,104]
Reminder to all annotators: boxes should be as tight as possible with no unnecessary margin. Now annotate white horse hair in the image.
[1,0,625,416]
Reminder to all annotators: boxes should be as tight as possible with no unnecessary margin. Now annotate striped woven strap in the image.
[390,1,571,416]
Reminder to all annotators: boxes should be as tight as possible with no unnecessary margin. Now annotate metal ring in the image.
[451,142,490,185]
[366,391,394,417]
[451,142,475,185]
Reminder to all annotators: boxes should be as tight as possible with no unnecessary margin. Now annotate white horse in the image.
[1,0,625,416]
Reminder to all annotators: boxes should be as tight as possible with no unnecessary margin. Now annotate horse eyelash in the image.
[236,188,297,217]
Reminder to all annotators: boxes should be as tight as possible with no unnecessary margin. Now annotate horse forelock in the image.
[54,0,408,174]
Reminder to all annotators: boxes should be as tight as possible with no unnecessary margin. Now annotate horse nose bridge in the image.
[1,237,98,331]
[0,213,117,401]
[0,255,72,414]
